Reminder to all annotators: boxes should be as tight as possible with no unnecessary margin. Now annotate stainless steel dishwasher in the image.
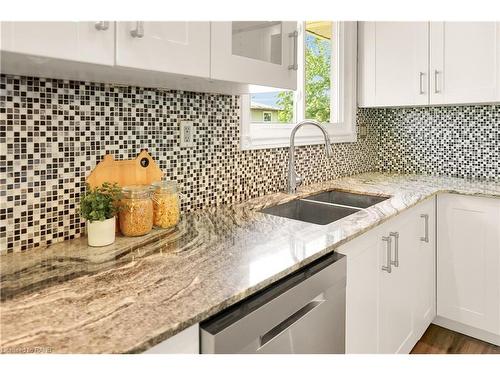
[200,252,346,354]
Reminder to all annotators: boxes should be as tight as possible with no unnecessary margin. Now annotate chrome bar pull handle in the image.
[288,30,298,70]
[95,21,110,31]
[419,72,425,95]
[389,232,399,267]
[259,299,324,347]
[434,70,441,94]
[382,236,392,273]
[130,21,144,38]
[420,214,429,243]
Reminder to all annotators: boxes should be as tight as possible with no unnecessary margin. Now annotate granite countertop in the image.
[1,172,500,353]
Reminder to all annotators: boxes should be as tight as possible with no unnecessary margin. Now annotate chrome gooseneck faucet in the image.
[287,120,333,194]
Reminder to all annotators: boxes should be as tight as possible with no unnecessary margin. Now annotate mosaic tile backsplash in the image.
[364,105,500,180]
[3,74,499,253]
[0,75,377,253]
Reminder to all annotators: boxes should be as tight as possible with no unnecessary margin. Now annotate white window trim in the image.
[241,21,358,150]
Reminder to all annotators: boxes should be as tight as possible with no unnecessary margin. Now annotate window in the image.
[263,111,273,122]
[241,21,357,150]
[305,21,334,123]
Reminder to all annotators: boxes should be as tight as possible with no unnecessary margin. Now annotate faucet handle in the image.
[296,174,303,188]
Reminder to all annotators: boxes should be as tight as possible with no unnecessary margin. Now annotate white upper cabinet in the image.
[358,22,429,107]
[115,22,210,78]
[430,22,500,105]
[0,21,114,65]
[211,22,298,90]
[358,21,500,107]
[1,21,298,92]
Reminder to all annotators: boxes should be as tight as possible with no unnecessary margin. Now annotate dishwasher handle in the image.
[259,299,325,347]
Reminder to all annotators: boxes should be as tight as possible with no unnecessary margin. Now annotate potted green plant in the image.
[80,182,122,247]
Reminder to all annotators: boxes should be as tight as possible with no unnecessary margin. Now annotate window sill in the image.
[240,122,357,150]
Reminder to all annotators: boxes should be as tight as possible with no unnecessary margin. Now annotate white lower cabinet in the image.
[378,211,417,354]
[144,324,199,354]
[338,197,436,353]
[340,230,380,353]
[436,194,500,345]
[413,199,437,338]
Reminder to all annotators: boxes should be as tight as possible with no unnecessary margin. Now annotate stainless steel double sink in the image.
[260,190,390,225]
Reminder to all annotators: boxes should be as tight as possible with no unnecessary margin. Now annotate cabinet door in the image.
[116,22,210,78]
[358,22,429,107]
[430,22,500,105]
[437,194,500,335]
[337,228,381,354]
[378,214,416,354]
[413,198,436,338]
[339,199,435,354]
[0,21,114,65]
[211,21,298,90]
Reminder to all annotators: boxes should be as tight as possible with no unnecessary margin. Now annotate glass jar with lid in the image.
[119,185,154,237]
[151,181,181,229]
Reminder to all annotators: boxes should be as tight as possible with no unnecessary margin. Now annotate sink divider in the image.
[299,198,363,211]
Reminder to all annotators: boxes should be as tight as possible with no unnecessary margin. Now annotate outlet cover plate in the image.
[180,121,195,148]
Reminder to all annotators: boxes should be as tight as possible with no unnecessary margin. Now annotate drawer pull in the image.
[389,232,399,267]
[288,30,299,70]
[419,72,425,95]
[381,236,392,273]
[130,21,144,38]
[95,21,109,31]
[434,70,441,94]
[420,214,429,243]
[259,299,324,346]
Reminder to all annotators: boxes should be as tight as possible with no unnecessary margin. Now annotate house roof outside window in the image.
[250,101,283,111]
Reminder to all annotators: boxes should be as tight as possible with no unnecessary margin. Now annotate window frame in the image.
[240,21,358,150]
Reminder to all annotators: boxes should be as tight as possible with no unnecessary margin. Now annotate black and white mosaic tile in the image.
[359,106,500,180]
[0,74,377,253]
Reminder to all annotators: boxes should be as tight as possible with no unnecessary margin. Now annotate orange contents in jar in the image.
[119,185,153,237]
[151,181,181,229]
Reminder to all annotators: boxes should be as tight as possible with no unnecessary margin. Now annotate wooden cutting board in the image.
[86,150,164,188]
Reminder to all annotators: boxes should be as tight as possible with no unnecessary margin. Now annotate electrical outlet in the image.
[180,121,195,148]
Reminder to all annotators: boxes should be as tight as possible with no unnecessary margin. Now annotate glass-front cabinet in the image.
[211,21,298,90]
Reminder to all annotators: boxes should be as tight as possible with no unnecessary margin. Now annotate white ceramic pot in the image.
[87,217,116,247]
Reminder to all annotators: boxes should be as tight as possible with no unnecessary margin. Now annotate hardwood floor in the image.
[411,324,500,354]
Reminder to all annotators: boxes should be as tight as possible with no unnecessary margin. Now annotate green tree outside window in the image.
[276,31,331,123]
